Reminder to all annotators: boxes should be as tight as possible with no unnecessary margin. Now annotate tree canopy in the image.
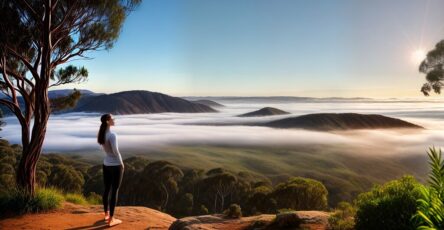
[420,40,444,96]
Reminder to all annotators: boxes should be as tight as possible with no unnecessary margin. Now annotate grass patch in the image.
[65,193,87,205]
[0,187,64,216]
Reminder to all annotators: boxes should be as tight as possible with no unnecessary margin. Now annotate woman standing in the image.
[97,114,124,227]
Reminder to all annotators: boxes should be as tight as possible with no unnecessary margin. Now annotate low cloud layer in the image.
[1,100,444,155]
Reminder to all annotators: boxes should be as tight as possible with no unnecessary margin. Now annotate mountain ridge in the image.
[238,107,290,117]
[263,113,423,131]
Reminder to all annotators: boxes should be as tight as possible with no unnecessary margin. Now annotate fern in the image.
[414,147,444,229]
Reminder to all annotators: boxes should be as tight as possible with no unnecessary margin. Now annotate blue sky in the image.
[56,0,444,98]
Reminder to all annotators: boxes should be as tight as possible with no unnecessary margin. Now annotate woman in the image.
[97,114,124,227]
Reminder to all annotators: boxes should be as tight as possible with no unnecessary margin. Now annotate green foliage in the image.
[414,147,444,229]
[271,177,328,211]
[355,176,422,230]
[329,202,355,230]
[65,193,87,205]
[48,164,85,193]
[0,187,64,216]
[420,40,444,96]
[86,192,102,205]
[50,89,83,111]
[224,203,242,218]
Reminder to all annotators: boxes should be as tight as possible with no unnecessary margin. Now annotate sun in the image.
[411,49,427,64]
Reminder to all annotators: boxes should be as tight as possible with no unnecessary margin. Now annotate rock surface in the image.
[169,211,330,230]
[0,202,176,230]
[0,203,330,230]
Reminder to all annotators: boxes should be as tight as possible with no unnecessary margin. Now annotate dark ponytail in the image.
[98,114,111,145]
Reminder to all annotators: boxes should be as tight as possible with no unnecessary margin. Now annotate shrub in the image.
[0,187,64,216]
[224,203,242,218]
[414,147,444,229]
[355,175,422,230]
[65,193,87,205]
[198,204,209,215]
[329,202,355,230]
[272,211,302,228]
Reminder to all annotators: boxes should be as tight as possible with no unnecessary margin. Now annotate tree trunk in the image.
[160,182,169,211]
[15,98,50,196]
[214,194,217,213]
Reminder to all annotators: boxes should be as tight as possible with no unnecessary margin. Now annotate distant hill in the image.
[71,90,217,114]
[0,89,101,116]
[0,89,100,100]
[238,107,290,117]
[192,99,225,108]
[263,113,423,131]
[48,89,101,99]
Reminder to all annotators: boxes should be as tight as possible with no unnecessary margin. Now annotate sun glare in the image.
[412,49,427,64]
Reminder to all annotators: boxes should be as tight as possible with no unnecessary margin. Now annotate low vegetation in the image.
[354,175,422,230]
[328,202,355,230]
[0,187,64,215]
[224,203,242,218]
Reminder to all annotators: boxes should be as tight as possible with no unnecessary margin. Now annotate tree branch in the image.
[6,46,40,81]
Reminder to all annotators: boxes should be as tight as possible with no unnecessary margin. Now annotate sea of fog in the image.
[2,97,444,157]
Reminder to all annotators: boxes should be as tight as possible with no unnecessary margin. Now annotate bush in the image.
[272,211,302,228]
[65,193,87,205]
[224,203,242,218]
[197,204,209,215]
[354,176,421,230]
[0,187,64,216]
[329,202,355,230]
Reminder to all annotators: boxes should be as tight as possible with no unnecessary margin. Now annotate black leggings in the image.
[102,165,124,217]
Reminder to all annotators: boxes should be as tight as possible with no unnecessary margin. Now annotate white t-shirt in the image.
[102,130,124,166]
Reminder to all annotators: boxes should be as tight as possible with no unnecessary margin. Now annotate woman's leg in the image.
[109,165,124,217]
[102,165,112,215]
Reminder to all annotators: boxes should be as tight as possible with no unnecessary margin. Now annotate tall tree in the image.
[0,0,140,196]
[420,40,444,96]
